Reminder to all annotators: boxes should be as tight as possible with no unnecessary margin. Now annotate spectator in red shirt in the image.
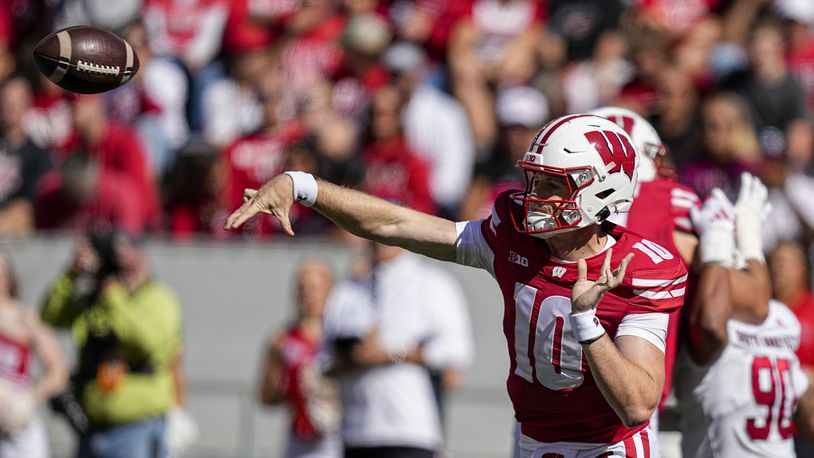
[34,153,146,235]
[64,95,161,228]
[362,85,435,215]
[164,139,227,240]
[768,238,814,456]
[769,239,814,376]
[221,63,306,239]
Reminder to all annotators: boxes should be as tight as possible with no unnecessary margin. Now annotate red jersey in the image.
[0,334,29,387]
[787,37,814,109]
[222,123,316,238]
[788,291,814,369]
[363,137,436,214]
[473,191,686,443]
[279,327,323,440]
[35,169,146,235]
[59,123,160,227]
[224,123,302,211]
[618,179,699,412]
[625,179,698,246]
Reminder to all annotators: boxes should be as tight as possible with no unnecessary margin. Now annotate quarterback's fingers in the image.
[243,188,273,215]
[577,258,588,283]
[224,199,257,230]
[611,253,634,288]
[273,207,296,237]
[601,249,613,275]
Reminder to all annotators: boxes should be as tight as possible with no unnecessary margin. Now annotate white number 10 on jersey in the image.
[513,283,585,390]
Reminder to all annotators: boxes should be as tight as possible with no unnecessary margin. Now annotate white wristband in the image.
[284,171,318,207]
[569,309,606,344]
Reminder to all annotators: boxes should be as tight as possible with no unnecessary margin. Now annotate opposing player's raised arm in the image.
[224,174,459,262]
[686,189,736,365]
[729,173,772,323]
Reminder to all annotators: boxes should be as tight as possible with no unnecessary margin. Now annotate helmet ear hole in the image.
[595,189,615,200]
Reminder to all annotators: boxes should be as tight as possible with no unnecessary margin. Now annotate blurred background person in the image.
[680,91,763,199]
[0,75,53,238]
[0,251,68,458]
[769,239,814,378]
[108,21,190,180]
[60,94,160,229]
[383,41,474,219]
[448,0,542,156]
[722,18,813,164]
[769,239,814,457]
[257,258,341,458]
[163,138,227,240]
[360,85,436,215]
[142,0,229,133]
[41,230,182,458]
[34,153,147,236]
[321,241,472,458]
[458,85,548,220]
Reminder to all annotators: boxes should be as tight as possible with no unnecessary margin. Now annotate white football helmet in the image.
[589,106,665,182]
[511,114,638,238]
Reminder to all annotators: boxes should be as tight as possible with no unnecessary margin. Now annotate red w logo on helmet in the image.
[584,130,636,179]
[605,115,635,136]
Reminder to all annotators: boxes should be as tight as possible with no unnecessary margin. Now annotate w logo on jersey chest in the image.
[509,251,529,267]
[551,266,566,278]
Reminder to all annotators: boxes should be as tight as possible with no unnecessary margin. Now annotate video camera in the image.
[88,229,122,279]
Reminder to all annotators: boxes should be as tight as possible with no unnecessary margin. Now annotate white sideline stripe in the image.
[49,31,71,83]
[632,274,688,287]
[634,287,686,299]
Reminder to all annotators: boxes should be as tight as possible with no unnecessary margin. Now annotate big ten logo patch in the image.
[509,251,529,267]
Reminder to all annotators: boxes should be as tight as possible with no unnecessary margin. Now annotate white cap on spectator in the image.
[344,13,392,56]
[775,0,814,26]
[495,86,549,128]
[383,42,428,74]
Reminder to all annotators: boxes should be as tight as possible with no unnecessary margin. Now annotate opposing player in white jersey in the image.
[676,174,814,457]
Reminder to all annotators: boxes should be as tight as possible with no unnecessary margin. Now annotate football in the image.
[33,26,139,94]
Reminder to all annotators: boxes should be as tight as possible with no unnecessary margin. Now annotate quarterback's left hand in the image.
[571,249,633,313]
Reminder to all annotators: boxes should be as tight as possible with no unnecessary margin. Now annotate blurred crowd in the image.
[0,0,813,254]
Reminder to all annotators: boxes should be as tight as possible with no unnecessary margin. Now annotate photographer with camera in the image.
[41,230,182,458]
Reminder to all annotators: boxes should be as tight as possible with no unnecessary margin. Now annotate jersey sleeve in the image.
[670,185,700,233]
[616,313,669,353]
[626,258,688,314]
[455,219,496,276]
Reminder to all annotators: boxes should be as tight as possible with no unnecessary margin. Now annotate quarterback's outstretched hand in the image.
[224,175,295,235]
[571,249,633,313]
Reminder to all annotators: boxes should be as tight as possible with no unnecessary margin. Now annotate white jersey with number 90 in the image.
[676,300,810,458]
